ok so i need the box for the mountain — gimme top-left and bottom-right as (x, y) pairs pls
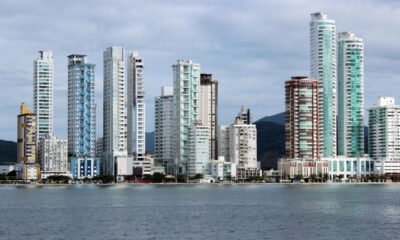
(146, 132), (154, 154)
(0, 140), (17, 163)
(255, 120), (285, 169)
(256, 112), (285, 125)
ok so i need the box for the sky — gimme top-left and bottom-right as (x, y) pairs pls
(1, 0), (400, 141)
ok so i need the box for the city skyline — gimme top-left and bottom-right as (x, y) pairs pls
(1, 0), (400, 141)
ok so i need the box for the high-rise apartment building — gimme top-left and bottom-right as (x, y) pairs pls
(337, 32), (364, 157)
(38, 134), (69, 178)
(217, 125), (230, 163)
(127, 51), (145, 161)
(369, 97), (400, 173)
(172, 60), (200, 173)
(16, 103), (40, 180)
(229, 119), (258, 169)
(310, 12), (337, 157)
(236, 106), (252, 124)
(200, 73), (218, 160)
(154, 86), (175, 173)
(188, 121), (210, 177)
(33, 50), (54, 140)
(103, 47), (128, 176)
(67, 54), (98, 178)
(285, 77), (320, 160)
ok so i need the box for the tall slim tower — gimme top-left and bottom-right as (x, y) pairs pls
(172, 60), (201, 173)
(127, 51), (145, 161)
(310, 12), (337, 157)
(16, 103), (40, 180)
(200, 73), (218, 160)
(33, 50), (54, 140)
(338, 32), (364, 157)
(67, 54), (98, 178)
(285, 77), (320, 160)
(154, 86), (175, 173)
(103, 47), (128, 176)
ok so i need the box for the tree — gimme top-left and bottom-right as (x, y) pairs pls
(191, 173), (204, 180)
(153, 173), (166, 183)
(225, 175), (233, 182)
(177, 174), (186, 183)
(309, 174), (317, 182)
(92, 174), (115, 183)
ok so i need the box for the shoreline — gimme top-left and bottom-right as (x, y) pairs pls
(0, 182), (399, 186)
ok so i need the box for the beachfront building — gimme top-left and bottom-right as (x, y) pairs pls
(127, 51), (145, 162)
(103, 47), (128, 178)
(67, 54), (99, 179)
(310, 12), (337, 157)
(172, 59), (201, 174)
(154, 86), (175, 174)
(324, 156), (374, 180)
(38, 134), (69, 178)
(285, 77), (320, 161)
(16, 103), (40, 180)
(188, 121), (211, 177)
(200, 73), (218, 160)
(337, 32), (365, 157)
(33, 50), (54, 140)
(369, 97), (400, 174)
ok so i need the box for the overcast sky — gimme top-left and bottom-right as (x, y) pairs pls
(1, 0), (400, 141)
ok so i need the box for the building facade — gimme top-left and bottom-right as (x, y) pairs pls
(38, 134), (69, 178)
(338, 32), (364, 157)
(369, 97), (400, 174)
(16, 103), (40, 180)
(154, 86), (175, 174)
(67, 54), (99, 179)
(127, 51), (145, 161)
(200, 73), (218, 160)
(236, 106), (252, 124)
(103, 46), (128, 176)
(285, 77), (320, 160)
(188, 121), (210, 177)
(33, 50), (54, 140)
(229, 119), (258, 170)
(172, 60), (201, 173)
(310, 12), (337, 157)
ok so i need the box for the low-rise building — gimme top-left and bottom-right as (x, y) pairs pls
(324, 156), (375, 180)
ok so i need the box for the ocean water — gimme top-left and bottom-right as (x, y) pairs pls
(0, 184), (399, 240)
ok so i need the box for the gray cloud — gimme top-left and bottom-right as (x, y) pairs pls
(0, 0), (399, 141)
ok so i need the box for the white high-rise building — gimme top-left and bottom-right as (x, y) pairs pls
(229, 119), (258, 169)
(188, 121), (210, 177)
(337, 32), (364, 157)
(127, 51), (146, 161)
(200, 74), (218, 160)
(172, 60), (201, 173)
(39, 134), (69, 178)
(154, 86), (175, 174)
(310, 12), (337, 157)
(369, 97), (400, 174)
(103, 46), (128, 176)
(33, 50), (54, 140)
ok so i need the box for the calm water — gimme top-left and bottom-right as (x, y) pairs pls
(0, 184), (400, 240)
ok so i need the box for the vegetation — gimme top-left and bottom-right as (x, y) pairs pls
(45, 175), (71, 183)
(255, 121), (285, 170)
(248, 176), (265, 182)
(177, 174), (186, 183)
(190, 173), (204, 180)
(92, 174), (116, 183)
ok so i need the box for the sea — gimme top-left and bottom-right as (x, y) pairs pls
(0, 184), (399, 240)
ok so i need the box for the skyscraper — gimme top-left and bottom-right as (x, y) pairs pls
(154, 86), (175, 173)
(67, 54), (98, 179)
(236, 106), (252, 124)
(369, 97), (400, 174)
(103, 47), (128, 176)
(200, 73), (218, 160)
(188, 121), (210, 177)
(285, 77), (320, 160)
(127, 51), (145, 161)
(33, 50), (54, 140)
(172, 60), (200, 173)
(310, 12), (337, 157)
(337, 31), (364, 157)
(16, 103), (40, 180)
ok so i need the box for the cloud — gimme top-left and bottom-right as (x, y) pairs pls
(0, 0), (400, 141)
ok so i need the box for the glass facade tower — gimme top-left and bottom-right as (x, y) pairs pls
(337, 32), (364, 157)
(310, 12), (337, 157)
